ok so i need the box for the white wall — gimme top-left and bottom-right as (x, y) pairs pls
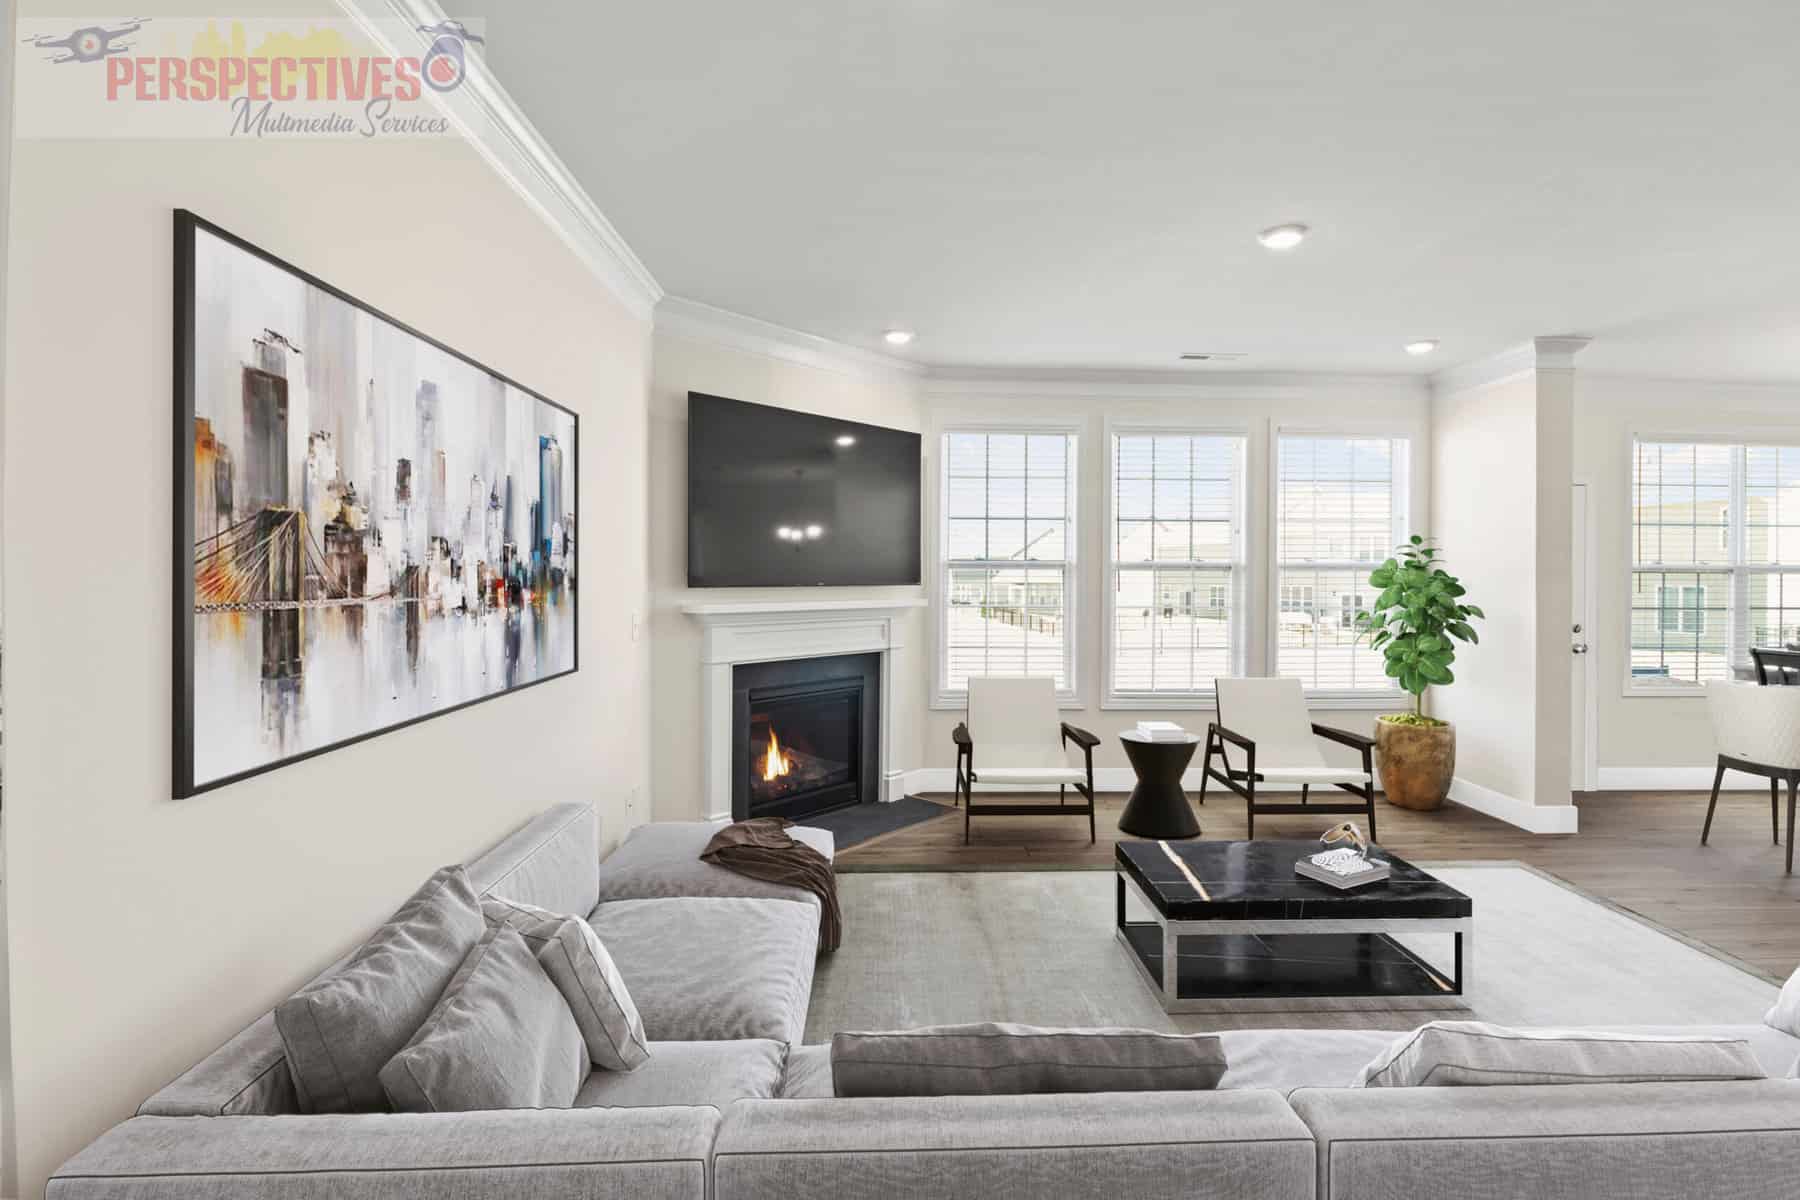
(1575, 374), (1800, 774)
(916, 376), (1431, 779)
(648, 326), (927, 820)
(2, 132), (652, 1199)
(1430, 372), (1542, 804)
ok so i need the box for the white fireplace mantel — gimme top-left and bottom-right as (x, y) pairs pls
(681, 598), (926, 819)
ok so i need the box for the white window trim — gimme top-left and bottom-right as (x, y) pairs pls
(1621, 431), (1800, 698)
(931, 423), (1082, 709)
(1101, 422), (1249, 708)
(1267, 427), (1413, 705)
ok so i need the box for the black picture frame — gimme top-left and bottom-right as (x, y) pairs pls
(173, 209), (579, 798)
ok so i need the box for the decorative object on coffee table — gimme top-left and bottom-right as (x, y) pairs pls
(1117, 730), (1203, 839)
(1115, 839), (1471, 1012)
(1296, 825), (1391, 889)
(1204, 677), (1379, 840)
(1355, 536), (1484, 812)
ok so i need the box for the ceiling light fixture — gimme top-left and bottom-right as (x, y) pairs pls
(834, 434), (857, 447)
(1256, 223), (1309, 251)
(883, 329), (915, 346)
(1404, 339), (1440, 356)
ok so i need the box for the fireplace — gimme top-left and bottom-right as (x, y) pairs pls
(732, 652), (880, 821)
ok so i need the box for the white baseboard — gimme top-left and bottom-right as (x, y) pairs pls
(1446, 776), (1579, 834)
(1596, 766), (1768, 791)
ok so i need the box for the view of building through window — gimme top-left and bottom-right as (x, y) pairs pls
(941, 431), (1075, 692)
(1631, 440), (1800, 685)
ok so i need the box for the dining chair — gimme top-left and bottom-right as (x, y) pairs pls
(1703, 679), (1800, 873)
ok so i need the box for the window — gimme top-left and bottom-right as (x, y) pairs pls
(1108, 433), (1245, 699)
(1275, 435), (1410, 693)
(1631, 440), (1800, 686)
(939, 431), (1076, 696)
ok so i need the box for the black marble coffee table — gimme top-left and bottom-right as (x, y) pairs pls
(1115, 839), (1473, 1011)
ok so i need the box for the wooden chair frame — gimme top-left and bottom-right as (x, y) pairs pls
(953, 721), (1099, 845)
(1199, 722), (1379, 842)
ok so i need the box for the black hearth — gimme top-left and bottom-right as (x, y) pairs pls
(732, 652), (880, 822)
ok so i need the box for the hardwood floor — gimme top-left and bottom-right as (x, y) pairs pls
(837, 789), (1800, 980)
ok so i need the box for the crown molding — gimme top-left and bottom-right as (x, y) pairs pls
(337, 0), (663, 320)
(655, 295), (926, 381)
(1431, 335), (1594, 395)
(924, 366), (1428, 400)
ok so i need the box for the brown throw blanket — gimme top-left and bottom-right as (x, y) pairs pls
(701, 817), (842, 952)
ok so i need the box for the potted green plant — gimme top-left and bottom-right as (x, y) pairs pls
(1356, 536), (1484, 811)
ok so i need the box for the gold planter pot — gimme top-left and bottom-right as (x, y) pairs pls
(1375, 718), (1455, 812)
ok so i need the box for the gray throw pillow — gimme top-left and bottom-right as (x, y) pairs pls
(275, 866), (485, 1113)
(380, 925), (588, 1112)
(1764, 963), (1800, 1039)
(831, 1023), (1227, 1097)
(482, 896), (650, 1072)
(1355, 1021), (1767, 1087)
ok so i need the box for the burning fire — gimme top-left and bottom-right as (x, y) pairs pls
(761, 728), (792, 782)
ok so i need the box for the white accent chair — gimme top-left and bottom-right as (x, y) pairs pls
(1704, 679), (1800, 873)
(1203, 677), (1379, 841)
(953, 676), (1098, 844)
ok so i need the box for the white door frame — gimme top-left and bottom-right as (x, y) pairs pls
(1572, 481), (1600, 791)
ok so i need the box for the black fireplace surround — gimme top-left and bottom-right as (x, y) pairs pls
(732, 652), (880, 822)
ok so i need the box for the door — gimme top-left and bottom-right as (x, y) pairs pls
(1570, 483), (1597, 790)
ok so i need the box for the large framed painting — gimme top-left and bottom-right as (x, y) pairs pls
(173, 210), (577, 798)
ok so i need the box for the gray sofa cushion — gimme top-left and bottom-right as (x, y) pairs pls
(593, 821), (834, 908)
(48, 1107), (717, 1200)
(576, 1039), (786, 1110)
(379, 926), (588, 1113)
(1356, 1021), (1766, 1088)
(831, 1023), (1227, 1096)
(466, 803), (601, 918)
(780, 1043), (833, 1098)
(137, 1012), (298, 1117)
(1291, 1080), (1800, 1200)
(590, 896), (818, 1042)
(274, 865), (486, 1113)
(1766, 961), (1800, 1038)
(713, 1091), (1315, 1200)
(483, 896), (650, 1072)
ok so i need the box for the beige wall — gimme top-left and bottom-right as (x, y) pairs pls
(2, 132), (652, 1196)
(1574, 374), (1800, 770)
(917, 379), (1431, 778)
(1430, 372), (1542, 803)
(648, 331), (927, 820)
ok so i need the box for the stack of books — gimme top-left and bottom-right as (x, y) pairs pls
(1135, 720), (1189, 742)
(1295, 848), (1391, 890)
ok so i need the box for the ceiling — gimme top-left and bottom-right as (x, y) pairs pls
(459, 1), (1800, 378)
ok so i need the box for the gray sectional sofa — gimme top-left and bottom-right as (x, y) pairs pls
(50, 802), (1800, 1199)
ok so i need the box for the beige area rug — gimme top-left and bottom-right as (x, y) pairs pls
(805, 864), (1781, 1038)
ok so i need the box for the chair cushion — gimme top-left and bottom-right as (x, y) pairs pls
(1252, 766), (1371, 785)
(965, 677), (1063, 754)
(1215, 676), (1329, 770)
(379, 926), (588, 1113)
(971, 765), (1086, 786)
(482, 896), (650, 1072)
(575, 1040), (786, 1110)
(594, 821), (833, 908)
(589, 896), (819, 1043)
(830, 1023), (1228, 1097)
(274, 866), (486, 1113)
(1354, 1021), (1766, 1088)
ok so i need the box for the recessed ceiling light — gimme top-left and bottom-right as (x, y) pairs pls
(883, 329), (915, 346)
(834, 434), (857, 447)
(1404, 339), (1440, 356)
(1256, 223), (1309, 251)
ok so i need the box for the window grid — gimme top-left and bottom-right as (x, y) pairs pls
(1109, 433), (1244, 698)
(1275, 435), (1407, 693)
(1631, 440), (1800, 686)
(940, 432), (1075, 695)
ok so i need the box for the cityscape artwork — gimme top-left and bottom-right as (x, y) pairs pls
(173, 211), (577, 797)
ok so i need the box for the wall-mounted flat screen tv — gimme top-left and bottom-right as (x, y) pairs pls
(688, 392), (921, 587)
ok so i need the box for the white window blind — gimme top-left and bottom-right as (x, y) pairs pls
(1630, 440), (1800, 686)
(1275, 435), (1409, 693)
(940, 431), (1076, 694)
(1109, 433), (1244, 698)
